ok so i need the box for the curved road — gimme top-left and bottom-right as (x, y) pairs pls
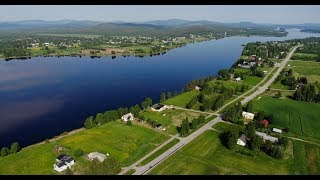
(119, 45), (301, 175)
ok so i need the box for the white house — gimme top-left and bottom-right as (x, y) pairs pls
(242, 111), (255, 120)
(195, 86), (201, 90)
(237, 134), (247, 146)
(54, 154), (75, 172)
(263, 71), (268, 74)
(121, 113), (134, 122)
(272, 128), (283, 134)
(235, 77), (241, 82)
(88, 152), (109, 162)
(44, 42), (50, 46)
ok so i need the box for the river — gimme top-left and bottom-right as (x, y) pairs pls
(1, 28), (320, 148)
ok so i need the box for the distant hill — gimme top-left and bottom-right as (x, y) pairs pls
(0, 19), (296, 37)
(0, 20), (102, 29)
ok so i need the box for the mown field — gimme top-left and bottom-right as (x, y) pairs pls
(149, 129), (320, 175)
(252, 95), (320, 139)
(139, 108), (202, 135)
(163, 90), (199, 107)
(285, 60), (320, 83)
(0, 121), (169, 174)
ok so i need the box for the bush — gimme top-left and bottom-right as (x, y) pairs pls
(10, 142), (20, 154)
(74, 148), (84, 157)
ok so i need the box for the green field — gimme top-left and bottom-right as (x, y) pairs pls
(252, 95), (320, 139)
(285, 60), (320, 83)
(270, 81), (291, 90)
(139, 108), (202, 135)
(164, 90), (200, 107)
(242, 76), (263, 86)
(149, 130), (320, 175)
(0, 121), (169, 174)
(270, 58), (283, 63)
(212, 122), (244, 132)
(138, 138), (180, 166)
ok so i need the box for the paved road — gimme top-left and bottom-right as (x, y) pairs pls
(119, 45), (301, 175)
(241, 45), (301, 105)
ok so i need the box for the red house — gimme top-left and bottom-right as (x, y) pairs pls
(259, 119), (269, 128)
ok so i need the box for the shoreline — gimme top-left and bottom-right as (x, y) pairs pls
(0, 37), (215, 61)
(0, 32), (288, 61)
(23, 127), (85, 150)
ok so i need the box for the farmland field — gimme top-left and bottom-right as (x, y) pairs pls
(0, 121), (169, 174)
(148, 130), (320, 175)
(163, 90), (199, 107)
(252, 95), (320, 139)
(285, 60), (320, 83)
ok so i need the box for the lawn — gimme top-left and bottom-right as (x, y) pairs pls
(212, 122), (244, 132)
(138, 138), (180, 166)
(242, 76), (263, 87)
(163, 90), (199, 108)
(252, 95), (320, 139)
(285, 60), (320, 83)
(270, 81), (291, 90)
(149, 130), (290, 175)
(270, 58), (283, 63)
(149, 130), (320, 175)
(139, 108), (202, 135)
(0, 121), (169, 174)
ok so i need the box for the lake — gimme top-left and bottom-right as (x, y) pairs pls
(1, 28), (320, 148)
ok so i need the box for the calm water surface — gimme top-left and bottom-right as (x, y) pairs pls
(1, 29), (320, 147)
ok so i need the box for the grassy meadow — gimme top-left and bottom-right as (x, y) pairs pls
(163, 90), (199, 108)
(149, 129), (320, 175)
(0, 121), (169, 174)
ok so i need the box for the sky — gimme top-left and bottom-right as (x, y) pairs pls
(0, 5), (319, 24)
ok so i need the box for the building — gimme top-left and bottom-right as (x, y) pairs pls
(155, 124), (162, 130)
(151, 104), (167, 112)
(88, 152), (109, 162)
(272, 128), (283, 134)
(195, 86), (201, 90)
(259, 119), (269, 128)
(121, 113), (134, 122)
(235, 77), (241, 82)
(263, 71), (268, 74)
(250, 55), (257, 61)
(242, 111), (255, 120)
(255, 132), (278, 143)
(54, 154), (75, 172)
(237, 134), (247, 146)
